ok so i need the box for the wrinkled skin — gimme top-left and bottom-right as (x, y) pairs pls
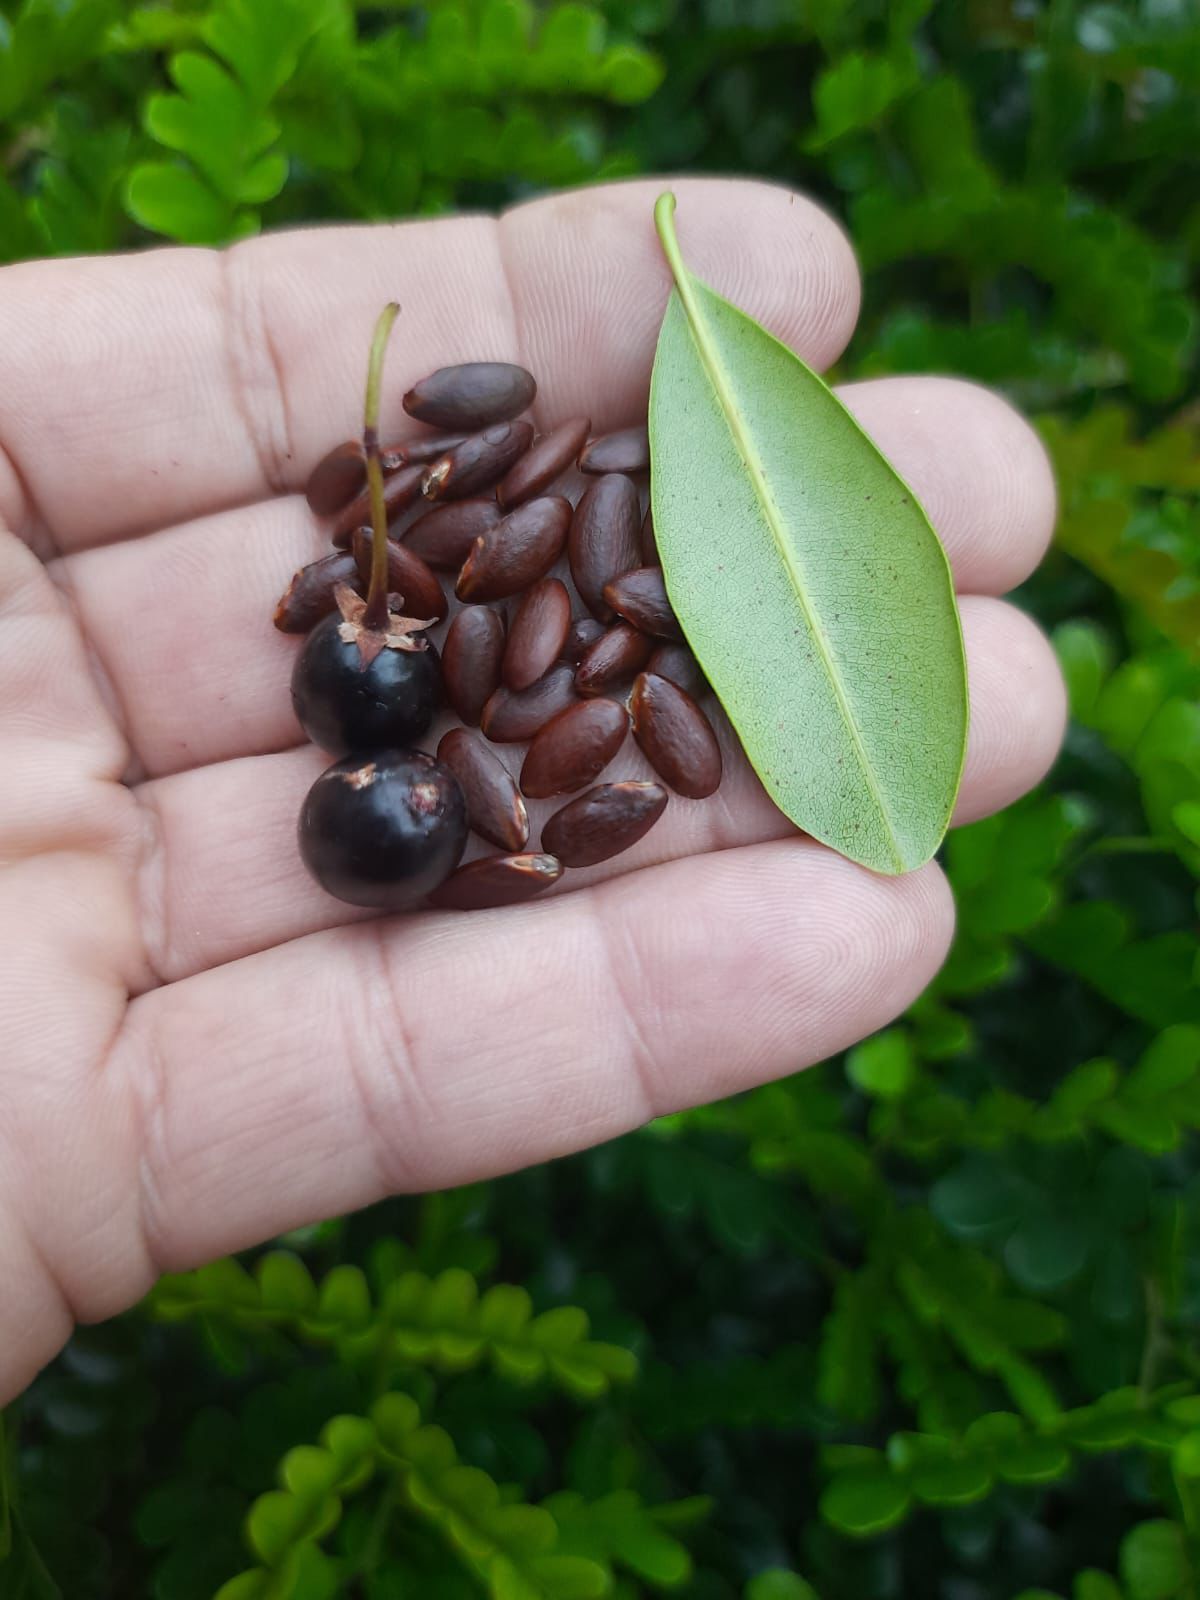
(0, 178), (1065, 1400)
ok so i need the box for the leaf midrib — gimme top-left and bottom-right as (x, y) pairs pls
(669, 277), (907, 872)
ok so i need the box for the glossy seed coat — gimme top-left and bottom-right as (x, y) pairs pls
(560, 616), (607, 664)
(630, 672), (722, 799)
(578, 425), (651, 475)
(568, 473), (641, 620)
(351, 529), (447, 624)
(603, 566), (683, 640)
(520, 697), (629, 798)
(442, 605), (506, 726)
(497, 416), (590, 509)
(574, 622), (653, 697)
(504, 577), (572, 691)
(332, 461), (425, 546)
(421, 420), (534, 502)
(647, 641), (706, 699)
(641, 503), (659, 565)
(404, 363), (536, 430)
(456, 495), (571, 603)
(274, 551), (360, 633)
(404, 498), (502, 571)
(480, 664), (578, 743)
(429, 852), (562, 911)
(437, 728), (529, 850)
(542, 781), (668, 867)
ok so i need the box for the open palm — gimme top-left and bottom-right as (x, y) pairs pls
(0, 178), (1065, 1401)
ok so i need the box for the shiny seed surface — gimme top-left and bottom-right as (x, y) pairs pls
(574, 622), (653, 697)
(437, 728), (529, 851)
(306, 440), (365, 516)
(630, 672), (722, 799)
(542, 781), (668, 867)
(421, 420), (534, 503)
(404, 362), (537, 431)
(274, 551), (360, 633)
(429, 851), (562, 911)
(578, 425), (651, 476)
(561, 616), (607, 664)
(404, 498), (502, 571)
(504, 577), (573, 691)
(520, 697), (629, 798)
(603, 566), (683, 640)
(647, 641), (706, 699)
(480, 663), (578, 743)
(497, 416), (590, 509)
(351, 529), (447, 623)
(456, 495), (571, 603)
(568, 473), (641, 620)
(332, 461), (424, 545)
(442, 605), (506, 726)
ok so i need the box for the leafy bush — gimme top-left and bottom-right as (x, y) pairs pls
(2, 1), (1199, 1597)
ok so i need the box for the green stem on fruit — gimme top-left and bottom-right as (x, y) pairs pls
(362, 301), (401, 632)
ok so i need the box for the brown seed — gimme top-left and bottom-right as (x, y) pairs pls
(429, 852), (562, 911)
(560, 616), (607, 664)
(351, 529), (447, 623)
(273, 551), (360, 632)
(568, 473), (641, 620)
(306, 440), (366, 516)
(480, 664), (578, 743)
(443, 606), (506, 726)
(399, 431), (467, 464)
(641, 503), (659, 565)
(404, 498), (502, 571)
(422, 420), (534, 503)
(497, 415), (590, 509)
(404, 363), (537, 431)
(542, 781), (668, 868)
(504, 577), (573, 691)
(603, 566), (684, 641)
(574, 623), (653, 697)
(332, 461), (425, 546)
(437, 728), (529, 851)
(456, 495), (571, 604)
(520, 698), (629, 799)
(630, 673), (722, 799)
(647, 642), (706, 699)
(578, 425), (650, 476)
(306, 438), (439, 516)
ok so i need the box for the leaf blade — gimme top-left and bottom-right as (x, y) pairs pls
(648, 193), (967, 873)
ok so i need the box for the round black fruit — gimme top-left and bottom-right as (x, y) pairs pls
(299, 749), (468, 909)
(291, 612), (442, 756)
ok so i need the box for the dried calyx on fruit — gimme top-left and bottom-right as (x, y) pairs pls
(279, 281), (726, 914)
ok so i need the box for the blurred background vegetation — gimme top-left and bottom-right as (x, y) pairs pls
(1, 0), (1199, 1596)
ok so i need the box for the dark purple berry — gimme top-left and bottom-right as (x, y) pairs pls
(291, 611), (441, 757)
(298, 749), (468, 909)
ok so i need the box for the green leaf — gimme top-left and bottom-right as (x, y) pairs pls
(1120, 1521), (1189, 1600)
(820, 1469), (912, 1536)
(846, 1028), (915, 1100)
(125, 162), (242, 245)
(649, 193), (966, 874)
(746, 1574), (819, 1600)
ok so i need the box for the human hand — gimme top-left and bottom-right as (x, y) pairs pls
(0, 178), (1064, 1401)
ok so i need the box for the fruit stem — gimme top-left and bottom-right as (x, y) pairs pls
(362, 301), (401, 630)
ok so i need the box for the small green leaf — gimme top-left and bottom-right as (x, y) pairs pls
(820, 1469), (912, 1536)
(746, 1574), (820, 1600)
(125, 162), (240, 245)
(1120, 1520), (1189, 1600)
(846, 1028), (915, 1099)
(649, 193), (966, 874)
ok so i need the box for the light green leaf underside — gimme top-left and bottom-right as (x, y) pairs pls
(649, 274), (967, 874)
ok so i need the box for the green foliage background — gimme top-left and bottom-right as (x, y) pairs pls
(2, 0), (1199, 1596)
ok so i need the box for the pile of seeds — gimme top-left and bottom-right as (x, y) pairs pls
(275, 319), (723, 913)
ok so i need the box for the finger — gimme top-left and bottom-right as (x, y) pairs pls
(113, 839), (953, 1270)
(0, 178), (858, 551)
(61, 376), (1053, 780)
(135, 596), (1061, 984)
